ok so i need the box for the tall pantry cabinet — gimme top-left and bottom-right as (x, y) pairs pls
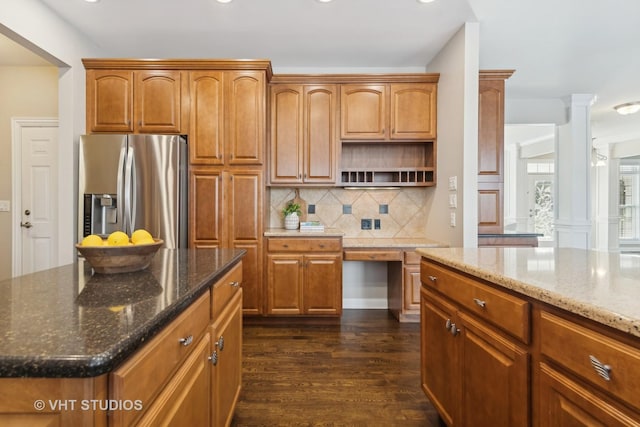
(83, 59), (273, 316)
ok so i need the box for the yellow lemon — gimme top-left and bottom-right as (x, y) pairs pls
(131, 229), (153, 244)
(108, 305), (126, 313)
(107, 231), (130, 246)
(134, 237), (156, 245)
(81, 234), (104, 246)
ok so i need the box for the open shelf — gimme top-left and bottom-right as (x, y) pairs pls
(340, 142), (435, 187)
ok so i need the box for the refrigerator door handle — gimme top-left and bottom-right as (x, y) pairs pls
(124, 146), (135, 234)
(116, 143), (127, 234)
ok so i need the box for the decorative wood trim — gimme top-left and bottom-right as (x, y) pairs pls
(270, 73), (440, 84)
(82, 58), (274, 80)
(479, 69), (515, 81)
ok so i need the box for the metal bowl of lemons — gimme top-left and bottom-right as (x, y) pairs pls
(76, 230), (163, 274)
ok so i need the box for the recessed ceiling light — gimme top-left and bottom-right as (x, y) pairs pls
(614, 102), (640, 115)
(84, 0), (100, 3)
(317, 0), (334, 2)
(216, 0), (233, 3)
(417, 0), (436, 3)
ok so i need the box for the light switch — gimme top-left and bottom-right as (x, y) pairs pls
(0, 200), (9, 212)
(448, 176), (457, 191)
(450, 212), (456, 227)
(449, 194), (457, 208)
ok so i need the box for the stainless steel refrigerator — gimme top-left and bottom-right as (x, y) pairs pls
(78, 134), (188, 249)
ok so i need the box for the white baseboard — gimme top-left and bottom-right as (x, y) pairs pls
(343, 298), (388, 309)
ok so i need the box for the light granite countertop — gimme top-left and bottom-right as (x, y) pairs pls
(416, 247), (640, 338)
(264, 228), (345, 237)
(343, 237), (446, 249)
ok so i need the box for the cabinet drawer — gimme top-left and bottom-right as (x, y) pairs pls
(110, 291), (210, 427)
(404, 250), (421, 265)
(212, 262), (242, 319)
(421, 260), (530, 343)
(343, 249), (402, 261)
(540, 310), (640, 411)
(267, 237), (341, 252)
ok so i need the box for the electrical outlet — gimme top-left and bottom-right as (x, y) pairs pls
(374, 219), (381, 230)
(361, 218), (372, 230)
(450, 212), (456, 227)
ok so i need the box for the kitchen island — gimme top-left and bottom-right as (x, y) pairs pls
(417, 247), (640, 426)
(0, 248), (245, 426)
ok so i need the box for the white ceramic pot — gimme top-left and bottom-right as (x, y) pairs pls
(284, 213), (300, 230)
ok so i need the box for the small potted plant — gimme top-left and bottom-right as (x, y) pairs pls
(282, 201), (301, 230)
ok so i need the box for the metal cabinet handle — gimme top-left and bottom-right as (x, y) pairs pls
(427, 275), (437, 282)
(589, 355), (612, 381)
(215, 336), (225, 351)
(209, 351), (218, 366)
(178, 335), (193, 347)
(445, 319), (452, 330)
(473, 298), (486, 308)
(230, 281), (240, 288)
(20, 222), (33, 229)
(449, 323), (460, 336)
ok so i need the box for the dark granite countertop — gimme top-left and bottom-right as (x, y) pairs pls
(0, 248), (245, 378)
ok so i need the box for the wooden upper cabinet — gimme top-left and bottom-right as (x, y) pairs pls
(304, 85), (337, 183)
(189, 71), (224, 165)
(478, 79), (506, 181)
(269, 84), (337, 185)
(135, 70), (182, 133)
(86, 69), (183, 134)
(390, 83), (437, 140)
(86, 69), (134, 133)
(341, 82), (437, 141)
(340, 84), (387, 140)
(226, 71), (265, 166)
(270, 85), (303, 183)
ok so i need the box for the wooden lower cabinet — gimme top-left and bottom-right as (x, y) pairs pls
(210, 290), (243, 427)
(420, 288), (529, 427)
(420, 257), (640, 426)
(266, 237), (342, 316)
(388, 250), (421, 322)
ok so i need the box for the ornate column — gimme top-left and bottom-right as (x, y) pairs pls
(554, 94), (595, 248)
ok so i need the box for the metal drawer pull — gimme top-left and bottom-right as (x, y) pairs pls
(215, 336), (225, 351)
(473, 298), (486, 308)
(445, 319), (452, 330)
(449, 323), (460, 336)
(427, 275), (437, 282)
(209, 351), (218, 366)
(589, 355), (612, 381)
(178, 335), (193, 347)
(230, 281), (240, 287)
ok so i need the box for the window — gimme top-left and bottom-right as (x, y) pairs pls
(619, 162), (640, 241)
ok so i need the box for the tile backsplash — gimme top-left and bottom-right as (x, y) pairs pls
(269, 188), (428, 238)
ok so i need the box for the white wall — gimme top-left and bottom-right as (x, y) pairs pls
(425, 22), (480, 248)
(1, 0), (106, 268)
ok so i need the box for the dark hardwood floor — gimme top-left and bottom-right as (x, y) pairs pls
(231, 310), (444, 426)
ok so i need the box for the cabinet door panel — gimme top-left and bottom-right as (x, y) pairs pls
(136, 334), (210, 427)
(189, 169), (223, 246)
(390, 83), (437, 140)
(460, 312), (529, 427)
(478, 80), (504, 180)
(190, 71), (224, 165)
(420, 288), (459, 426)
(233, 242), (262, 316)
(227, 71), (265, 165)
(87, 69), (134, 132)
(228, 171), (262, 242)
(304, 85), (337, 183)
(135, 70), (182, 133)
(340, 84), (387, 140)
(404, 265), (421, 311)
(539, 363), (640, 427)
(211, 290), (243, 427)
(270, 85), (303, 183)
(304, 254), (342, 315)
(267, 255), (303, 315)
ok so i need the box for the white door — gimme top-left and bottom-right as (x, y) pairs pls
(16, 123), (59, 275)
(527, 173), (554, 239)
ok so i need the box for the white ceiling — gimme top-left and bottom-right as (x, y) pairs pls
(4, 0), (640, 146)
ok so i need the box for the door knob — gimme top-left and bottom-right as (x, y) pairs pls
(20, 221), (33, 229)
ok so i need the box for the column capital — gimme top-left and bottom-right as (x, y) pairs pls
(562, 93), (596, 108)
